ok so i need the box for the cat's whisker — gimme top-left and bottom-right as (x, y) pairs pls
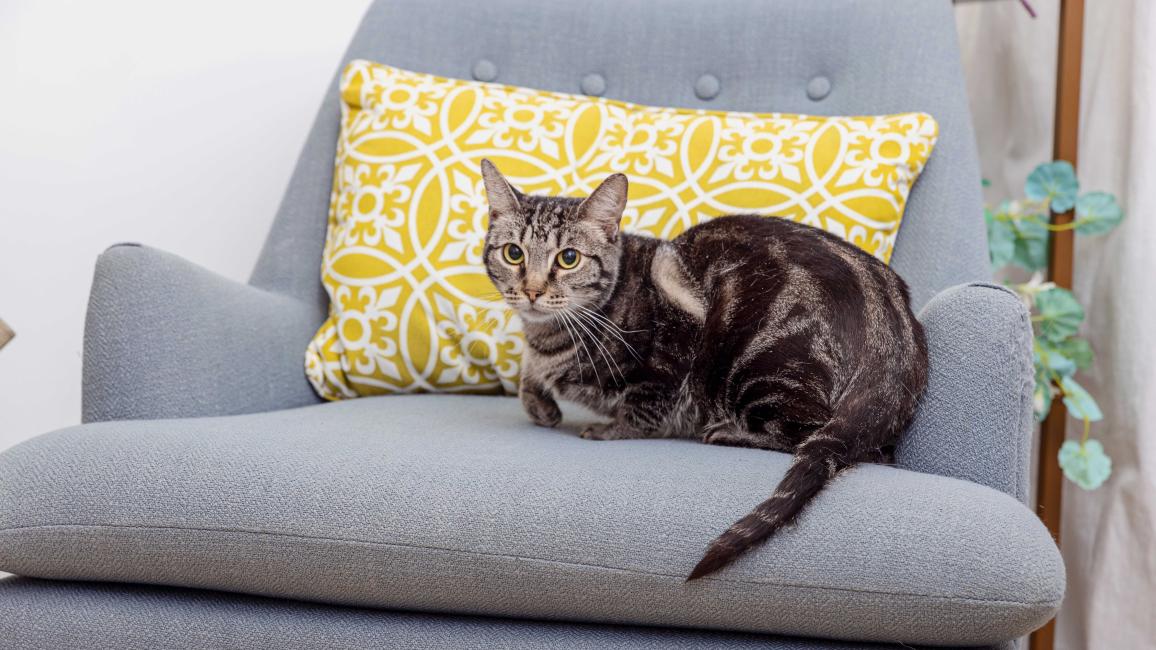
(578, 304), (648, 335)
(567, 309), (625, 386)
(552, 313), (586, 376)
(573, 305), (644, 362)
(573, 313), (623, 387)
(554, 313), (581, 374)
(574, 304), (649, 358)
(561, 311), (600, 384)
(573, 309), (628, 383)
(569, 312), (604, 385)
(582, 317), (642, 366)
(574, 304), (626, 330)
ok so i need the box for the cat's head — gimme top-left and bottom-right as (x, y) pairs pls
(480, 159), (627, 322)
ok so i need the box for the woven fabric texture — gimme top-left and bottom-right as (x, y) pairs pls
(0, 577), (1018, 650)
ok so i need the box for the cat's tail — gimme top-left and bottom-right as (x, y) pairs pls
(686, 421), (855, 581)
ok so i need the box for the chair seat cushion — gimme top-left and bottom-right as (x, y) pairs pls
(0, 396), (1063, 646)
(0, 576), (960, 650)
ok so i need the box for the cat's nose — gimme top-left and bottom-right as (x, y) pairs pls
(525, 289), (541, 303)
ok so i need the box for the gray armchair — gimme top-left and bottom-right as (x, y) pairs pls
(0, 1), (1063, 648)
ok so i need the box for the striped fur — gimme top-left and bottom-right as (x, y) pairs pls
(480, 161), (928, 580)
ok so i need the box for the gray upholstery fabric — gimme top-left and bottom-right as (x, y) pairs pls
(83, 244), (325, 423)
(899, 283), (1035, 503)
(0, 396), (1062, 646)
(250, 0), (986, 312)
(0, 577), (1011, 650)
(0, 580), (928, 650)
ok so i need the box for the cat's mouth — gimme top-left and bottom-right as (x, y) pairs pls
(511, 302), (569, 321)
(498, 291), (574, 319)
(521, 304), (562, 316)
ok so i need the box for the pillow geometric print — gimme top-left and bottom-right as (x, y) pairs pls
(305, 60), (938, 400)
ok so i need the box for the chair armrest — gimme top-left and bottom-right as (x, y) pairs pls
(897, 282), (1035, 503)
(82, 244), (325, 422)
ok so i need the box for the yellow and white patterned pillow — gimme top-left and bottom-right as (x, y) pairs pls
(305, 60), (938, 400)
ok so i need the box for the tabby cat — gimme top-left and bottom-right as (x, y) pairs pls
(479, 159), (928, 580)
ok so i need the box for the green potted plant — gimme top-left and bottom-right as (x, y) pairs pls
(984, 161), (1121, 490)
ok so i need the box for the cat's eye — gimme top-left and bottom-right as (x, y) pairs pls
(556, 248), (581, 269)
(502, 243), (525, 265)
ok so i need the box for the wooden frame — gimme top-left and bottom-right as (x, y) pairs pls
(1031, 0), (1084, 648)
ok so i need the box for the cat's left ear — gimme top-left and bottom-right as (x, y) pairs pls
(577, 173), (628, 241)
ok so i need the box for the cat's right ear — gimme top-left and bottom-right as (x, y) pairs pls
(480, 159), (522, 221)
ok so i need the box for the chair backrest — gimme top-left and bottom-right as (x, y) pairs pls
(250, 0), (987, 314)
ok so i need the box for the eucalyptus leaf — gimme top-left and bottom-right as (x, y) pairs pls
(1010, 216), (1050, 271)
(1060, 375), (1104, 422)
(1058, 439), (1112, 490)
(985, 208), (1016, 269)
(1056, 337), (1094, 369)
(1033, 364), (1053, 422)
(1036, 347), (1076, 378)
(1074, 191), (1124, 235)
(1035, 287), (1084, 342)
(1025, 161), (1079, 212)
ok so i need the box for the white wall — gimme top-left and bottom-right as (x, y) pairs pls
(0, 0), (373, 450)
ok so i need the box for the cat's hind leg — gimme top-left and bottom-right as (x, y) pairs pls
(701, 418), (794, 451)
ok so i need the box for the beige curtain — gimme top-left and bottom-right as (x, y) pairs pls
(955, 2), (1156, 648)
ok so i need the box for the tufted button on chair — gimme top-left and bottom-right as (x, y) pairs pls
(580, 72), (607, 96)
(0, 1), (1062, 648)
(471, 58), (499, 82)
(694, 73), (722, 100)
(807, 75), (833, 101)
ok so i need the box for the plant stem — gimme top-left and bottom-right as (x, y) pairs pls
(1040, 357), (1094, 449)
(1043, 220), (1083, 232)
(1022, 215), (1087, 232)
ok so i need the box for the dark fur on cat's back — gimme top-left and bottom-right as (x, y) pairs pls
(479, 159), (928, 580)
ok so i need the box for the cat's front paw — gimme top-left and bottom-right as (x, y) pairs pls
(522, 391), (562, 428)
(580, 422), (641, 441)
(580, 423), (614, 440)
